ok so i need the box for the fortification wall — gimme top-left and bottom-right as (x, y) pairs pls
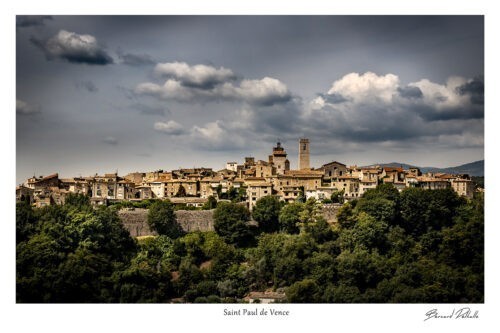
(117, 208), (214, 237)
(321, 203), (342, 224)
(118, 204), (341, 237)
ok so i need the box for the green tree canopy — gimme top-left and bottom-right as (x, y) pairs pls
(213, 202), (253, 247)
(278, 202), (303, 234)
(252, 195), (281, 233)
(147, 200), (184, 238)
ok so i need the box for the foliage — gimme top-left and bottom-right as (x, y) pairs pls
(278, 202), (303, 234)
(202, 196), (218, 210)
(286, 279), (321, 303)
(213, 202), (253, 247)
(16, 188), (483, 303)
(330, 189), (345, 203)
(252, 195), (281, 233)
(147, 200), (184, 238)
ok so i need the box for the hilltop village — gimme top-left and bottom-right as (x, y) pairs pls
(16, 138), (476, 209)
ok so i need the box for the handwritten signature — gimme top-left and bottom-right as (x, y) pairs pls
(424, 307), (479, 321)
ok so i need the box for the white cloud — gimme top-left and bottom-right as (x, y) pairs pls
(302, 72), (483, 147)
(328, 72), (399, 103)
(135, 63), (291, 106)
(16, 99), (40, 115)
(154, 62), (235, 87)
(154, 120), (186, 135)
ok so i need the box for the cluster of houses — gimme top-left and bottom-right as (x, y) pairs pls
(16, 139), (476, 209)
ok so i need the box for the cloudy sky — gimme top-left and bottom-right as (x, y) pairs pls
(16, 16), (484, 183)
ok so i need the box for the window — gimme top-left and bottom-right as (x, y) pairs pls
(303, 144), (306, 150)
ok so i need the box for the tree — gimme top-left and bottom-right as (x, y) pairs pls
(336, 202), (356, 229)
(286, 279), (321, 303)
(355, 197), (396, 224)
(213, 202), (253, 246)
(278, 202), (303, 234)
(147, 200), (184, 238)
(16, 201), (37, 243)
(202, 196), (217, 210)
(252, 195), (281, 233)
(331, 189), (345, 203)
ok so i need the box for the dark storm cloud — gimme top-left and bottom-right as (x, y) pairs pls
(457, 77), (484, 105)
(16, 15), (52, 28)
(317, 93), (348, 104)
(15, 16), (484, 183)
(411, 104), (484, 122)
(397, 86), (423, 99)
(117, 49), (155, 67)
(30, 30), (113, 65)
(75, 80), (98, 93)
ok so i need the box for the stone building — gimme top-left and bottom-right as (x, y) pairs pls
(451, 178), (474, 199)
(245, 177), (273, 210)
(269, 142), (290, 175)
(298, 138), (310, 170)
(332, 175), (361, 199)
(321, 161), (347, 180)
(149, 178), (169, 198)
(90, 173), (120, 199)
(166, 179), (198, 197)
(116, 180), (136, 200)
(24, 173), (60, 190)
(226, 162), (238, 172)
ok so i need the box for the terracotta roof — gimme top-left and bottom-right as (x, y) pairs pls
(245, 177), (266, 181)
(36, 173), (58, 181)
(322, 161), (346, 167)
(167, 179), (197, 183)
(417, 177), (449, 182)
(383, 167), (404, 173)
(336, 176), (360, 180)
(284, 170), (323, 176)
(247, 182), (272, 187)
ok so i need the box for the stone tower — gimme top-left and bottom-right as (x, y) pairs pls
(298, 138), (310, 170)
(271, 141), (289, 175)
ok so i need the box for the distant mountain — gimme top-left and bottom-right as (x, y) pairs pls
(363, 160), (484, 177)
(424, 160), (484, 177)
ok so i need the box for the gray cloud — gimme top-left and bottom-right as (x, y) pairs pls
(103, 136), (118, 145)
(31, 30), (113, 65)
(16, 15), (52, 28)
(457, 77), (484, 105)
(16, 99), (41, 115)
(154, 120), (186, 135)
(75, 80), (98, 93)
(397, 86), (423, 99)
(131, 103), (169, 116)
(317, 93), (349, 104)
(117, 49), (155, 66)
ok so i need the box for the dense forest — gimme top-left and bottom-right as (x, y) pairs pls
(16, 184), (483, 303)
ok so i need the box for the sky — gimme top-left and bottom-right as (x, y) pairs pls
(16, 15), (484, 184)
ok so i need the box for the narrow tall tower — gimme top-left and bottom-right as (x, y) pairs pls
(298, 138), (310, 170)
